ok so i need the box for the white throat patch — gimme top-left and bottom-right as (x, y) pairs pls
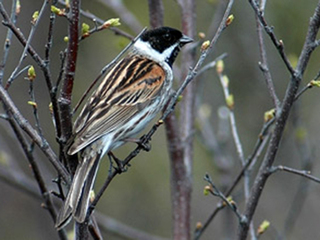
(133, 39), (178, 63)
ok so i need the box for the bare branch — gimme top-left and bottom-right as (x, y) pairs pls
(0, 85), (70, 182)
(270, 165), (320, 183)
(0, 2), (63, 141)
(238, 2), (320, 239)
(255, 0), (280, 109)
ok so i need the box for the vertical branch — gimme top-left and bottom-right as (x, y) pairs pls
(164, 1), (196, 239)
(58, 0), (81, 176)
(237, 2), (320, 239)
(59, 0), (81, 143)
(148, 0), (164, 28)
(256, 0), (280, 109)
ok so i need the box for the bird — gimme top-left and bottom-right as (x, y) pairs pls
(55, 26), (193, 229)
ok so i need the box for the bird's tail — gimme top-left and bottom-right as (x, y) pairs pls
(55, 152), (101, 229)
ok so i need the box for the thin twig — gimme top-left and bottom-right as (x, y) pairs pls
(270, 165), (320, 183)
(0, 0), (18, 85)
(4, 0), (48, 89)
(28, 79), (45, 144)
(248, 0), (295, 76)
(197, 52), (228, 76)
(204, 174), (243, 221)
(256, 0), (280, 109)
(0, 2), (62, 141)
(58, 0), (134, 40)
(0, 84), (70, 183)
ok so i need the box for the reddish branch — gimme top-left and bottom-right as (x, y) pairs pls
(59, 0), (81, 144)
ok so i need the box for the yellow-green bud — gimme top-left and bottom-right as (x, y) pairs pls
(216, 60), (224, 74)
(82, 23), (90, 36)
(64, 36), (69, 42)
(257, 220), (270, 236)
(203, 185), (212, 196)
(177, 95), (183, 102)
(226, 14), (234, 26)
(102, 18), (121, 29)
(226, 94), (234, 110)
(51, 6), (65, 16)
(309, 80), (320, 88)
(28, 66), (36, 81)
(16, 1), (21, 15)
(201, 40), (210, 51)
(32, 11), (39, 24)
(27, 101), (37, 108)
(264, 109), (275, 122)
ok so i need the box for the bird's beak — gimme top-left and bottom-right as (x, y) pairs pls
(180, 34), (194, 45)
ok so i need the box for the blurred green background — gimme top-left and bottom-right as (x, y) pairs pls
(1, 0), (320, 239)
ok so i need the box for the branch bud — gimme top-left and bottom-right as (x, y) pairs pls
(196, 222), (203, 230)
(31, 11), (39, 24)
(81, 23), (90, 37)
(201, 40), (210, 52)
(223, 196), (233, 206)
(198, 32), (206, 39)
(102, 18), (121, 29)
(203, 185), (213, 196)
(226, 94), (234, 110)
(216, 60), (224, 74)
(65, 0), (70, 8)
(48, 102), (53, 114)
(177, 95), (183, 102)
(264, 108), (275, 122)
(16, 1), (21, 15)
(51, 6), (65, 16)
(158, 119), (164, 125)
(27, 101), (38, 108)
(257, 220), (270, 236)
(309, 79), (320, 88)
(226, 14), (235, 26)
(28, 66), (36, 81)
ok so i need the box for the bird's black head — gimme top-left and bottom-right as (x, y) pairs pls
(139, 27), (193, 66)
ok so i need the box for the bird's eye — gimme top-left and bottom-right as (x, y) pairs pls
(163, 33), (172, 41)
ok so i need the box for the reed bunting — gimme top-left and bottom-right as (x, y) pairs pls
(55, 26), (193, 229)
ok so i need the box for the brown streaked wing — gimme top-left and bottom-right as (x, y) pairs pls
(69, 56), (166, 154)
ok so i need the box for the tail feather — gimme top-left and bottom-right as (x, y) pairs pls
(55, 153), (101, 229)
(74, 157), (101, 222)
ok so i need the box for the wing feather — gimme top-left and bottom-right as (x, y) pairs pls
(68, 56), (166, 155)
